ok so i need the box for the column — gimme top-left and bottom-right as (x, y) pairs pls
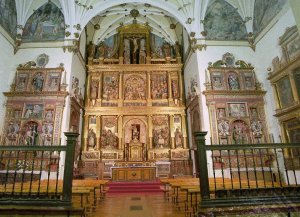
(148, 115), (153, 149)
(118, 115), (123, 149)
(146, 33), (151, 64)
(181, 114), (188, 149)
(118, 72), (123, 106)
(119, 33), (124, 64)
(86, 74), (91, 107)
(170, 115), (175, 149)
(96, 115), (101, 150)
(147, 71), (151, 106)
(168, 72), (172, 105)
(98, 72), (103, 105)
(178, 70), (184, 105)
(83, 115), (89, 151)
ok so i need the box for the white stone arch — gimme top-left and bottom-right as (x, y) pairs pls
(79, 0), (192, 36)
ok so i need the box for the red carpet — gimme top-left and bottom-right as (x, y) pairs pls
(106, 180), (163, 194)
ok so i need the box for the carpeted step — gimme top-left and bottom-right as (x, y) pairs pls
(106, 181), (164, 194)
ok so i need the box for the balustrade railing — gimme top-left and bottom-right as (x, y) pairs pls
(0, 132), (78, 206)
(195, 132), (300, 207)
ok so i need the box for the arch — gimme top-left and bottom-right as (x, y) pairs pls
(22, 2), (65, 42)
(80, 0), (191, 36)
(123, 118), (147, 144)
(203, 0), (247, 40)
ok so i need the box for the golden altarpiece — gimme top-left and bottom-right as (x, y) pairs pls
(80, 24), (191, 180)
(204, 53), (270, 173)
(268, 25), (300, 161)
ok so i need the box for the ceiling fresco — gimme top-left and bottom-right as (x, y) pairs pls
(22, 2), (65, 42)
(0, 0), (17, 37)
(0, 0), (289, 43)
(203, 0), (248, 40)
(253, 0), (287, 35)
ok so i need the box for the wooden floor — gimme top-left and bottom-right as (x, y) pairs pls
(92, 193), (184, 217)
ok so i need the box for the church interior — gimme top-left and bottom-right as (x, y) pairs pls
(0, 0), (300, 216)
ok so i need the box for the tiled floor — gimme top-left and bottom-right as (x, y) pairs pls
(92, 193), (185, 217)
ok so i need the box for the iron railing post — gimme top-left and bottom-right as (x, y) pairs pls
(62, 132), (79, 202)
(194, 132), (210, 200)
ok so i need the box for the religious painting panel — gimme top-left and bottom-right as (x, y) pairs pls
(69, 110), (80, 133)
(13, 109), (22, 119)
(15, 72), (29, 92)
(284, 118), (300, 157)
(22, 2), (65, 42)
(293, 69), (300, 99)
(217, 108), (226, 119)
(89, 115), (97, 126)
(151, 74), (168, 99)
(23, 104), (44, 119)
(228, 103), (247, 118)
(0, 0), (17, 37)
(276, 76), (294, 108)
(46, 71), (60, 91)
(211, 72), (225, 90)
(204, 0), (247, 40)
(102, 73), (119, 100)
(227, 72), (240, 90)
(231, 120), (250, 144)
(81, 151), (100, 160)
(40, 122), (53, 146)
(124, 74), (146, 100)
(148, 150), (170, 160)
(152, 115), (169, 148)
(150, 34), (165, 58)
(100, 116), (118, 149)
(102, 35), (119, 59)
(286, 35), (300, 62)
(249, 107), (259, 119)
(171, 149), (189, 160)
(21, 121), (41, 146)
(243, 72), (255, 90)
(31, 72), (45, 92)
(44, 109), (54, 122)
(6, 121), (20, 141)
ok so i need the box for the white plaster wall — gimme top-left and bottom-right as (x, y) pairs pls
(252, 8), (296, 142)
(0, 33), (15, 133)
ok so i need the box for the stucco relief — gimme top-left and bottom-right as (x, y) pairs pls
(124, 75), (146, 100)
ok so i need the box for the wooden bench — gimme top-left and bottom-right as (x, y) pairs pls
(0, 205), (84, 216)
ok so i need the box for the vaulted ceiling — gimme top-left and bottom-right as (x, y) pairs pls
(0, 0), (288, 46)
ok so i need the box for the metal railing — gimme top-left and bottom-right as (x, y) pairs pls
(0, 132), (78, 206)
(195, 132), (300, 208)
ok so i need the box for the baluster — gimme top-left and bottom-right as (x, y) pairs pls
(274, 148), (282, 187)
(4, 151), (13, 194)
(46, 151), (53, 197)
(220, 150), (225, 190)
(29, 149), (36, 196)
(243, 149), (250, 189)
(12, 150), (20, 196)
(266, 148), (274, 187)
(235, 149), (242, 189)
(227, 149), (233, 190)
(37, 150), (45, 197)
(55, 150), (61, 197)
(282, 148), (290, 186)
(289, 148), (298, 186)
(258, 148), (266, 188)
(212, 150), (217, 193)
(250, 148), (258, 189)
(20, 150), (28, 196)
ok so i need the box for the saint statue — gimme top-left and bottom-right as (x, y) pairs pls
(87, 41), (96, 58)
(32, 72), (44, 91)
(174, 128), (183, 148)
(87, 129), (96, 150)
